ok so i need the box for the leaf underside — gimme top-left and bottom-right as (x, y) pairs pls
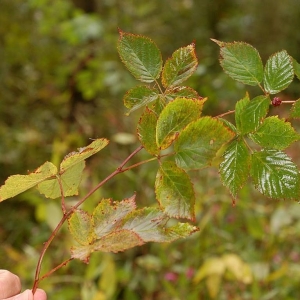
(69, 194), (198, 262)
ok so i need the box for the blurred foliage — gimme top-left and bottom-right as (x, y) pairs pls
(1, 0), (300, 299)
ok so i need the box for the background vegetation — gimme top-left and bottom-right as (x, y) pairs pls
(1, 0), (300, 299)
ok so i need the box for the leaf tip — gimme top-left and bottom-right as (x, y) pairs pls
(211, 38), (224, 47)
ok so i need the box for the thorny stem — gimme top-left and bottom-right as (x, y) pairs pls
(32, 145), (145, 293)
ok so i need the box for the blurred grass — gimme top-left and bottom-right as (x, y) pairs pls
(1, 0), (300, 299)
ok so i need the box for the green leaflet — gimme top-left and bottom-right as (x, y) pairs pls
(239, 95), (270, 134)
(174, 116), (235, 170)
(251, 150), (300, 200)
(137, 108), (159, 155)
(219, 139), (251, 197)
(162, 43), (198, 88)
(235, 93), (250, 133)
(117, 30), (162, 83)
(123, 85), (159, 115)
(289, 99), (300, 119)
(155, 161), (195, 220)
(250, 116), (300, 150)
(263, 50), (294, 94)
(156, 97), (204, 150)
(0, 161), (57, 201)
(293, 58), (300, 81)
(212, 40), (263, 86)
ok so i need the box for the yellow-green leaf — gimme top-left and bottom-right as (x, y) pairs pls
(162, 43), (198, 88)
(174, 116), (235, 170)
(137, 108), (159, 155)
(156, 97), (203, 150)
(37, 161), (85, 199)
(0, 161), (57, 201)
(68, 209), (95, 246)
(93, 229), (144, 253)
(60, 138), (109, 172)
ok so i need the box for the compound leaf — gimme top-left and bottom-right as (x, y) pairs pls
(264, 50), (294, 94)
(118, 30), (162, 83)
(212, 40), (263, 86)
(70, 194), (198, 262)
(137, 108), (159, 155)
(219, 139), (251, 197)
(123, 85), (159, 115)
(155, 161), (195, 220)
(60, 138), (109, 171)
(251, 150), (300, 200)
(250, 116), (300, 150)
(174, 116), (235, 170)
(162, 43), (198, 88)
(0, 161), (57, 201)
(239, 95), (270, 134)
(156, 97), (203, 150)
(37, 161), (85, 199)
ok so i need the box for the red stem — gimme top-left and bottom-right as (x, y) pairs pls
(32, 145), (144, 293)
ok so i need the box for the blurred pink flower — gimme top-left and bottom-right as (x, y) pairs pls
(164, 272), (178, 282)
(186, 267), (195, 279)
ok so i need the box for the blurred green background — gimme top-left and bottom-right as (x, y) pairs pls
(1, 0), (300, 299)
